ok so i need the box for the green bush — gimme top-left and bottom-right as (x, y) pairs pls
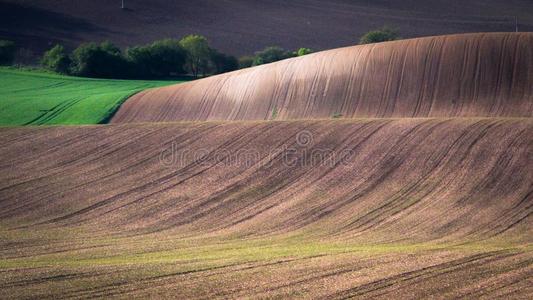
(359, 27), (400, 45)
(41, 45), (71, 74)
(252, 46), (292, 66)
(0, 40), (16, 65)
(296, 48), (313, 56)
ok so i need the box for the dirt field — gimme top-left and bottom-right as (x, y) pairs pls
(112, 33), (533, 123)
(0, 119), (531, 298)
(1, 13), (532, 295)
(1, 0), (533, 56)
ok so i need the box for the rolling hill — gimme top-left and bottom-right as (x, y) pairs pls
(1, 0), (533, 56)
(112, 33), (533, 123)
(1, 16), (532, 296)
(0, 118), (531, 298)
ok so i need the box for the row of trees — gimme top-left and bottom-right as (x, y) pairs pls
(40, 35), (235, 79)
(39, 36), (316, 79)
(38, 35), (314, 79)
(1, 28), (400, 79)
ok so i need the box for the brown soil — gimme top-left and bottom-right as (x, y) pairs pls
(1, 119), (531, 239)
(1, 25), (532, 297)
(112, 33), (533, 123)
(0, 119), (531, 298)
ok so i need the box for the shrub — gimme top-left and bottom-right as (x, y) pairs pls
(252, 46), (291, 66)
(41, 45), (71, 74)
(296, 48), (313, 56)
(179, 34), (211, 78)
(0, 40), (16, 65)
(359, 27), (400, 45)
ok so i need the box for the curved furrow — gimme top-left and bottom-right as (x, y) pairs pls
(0, 119), (530, 242)
(112, 33), (533, 123)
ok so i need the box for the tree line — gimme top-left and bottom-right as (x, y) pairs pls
(41, 35), (237, 79)
(0, 28), (399, 79)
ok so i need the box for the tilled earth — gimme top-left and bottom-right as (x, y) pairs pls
(0, 119), (531, 298)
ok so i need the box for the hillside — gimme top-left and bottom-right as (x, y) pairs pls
(1, 119), (530, 238)
(1, 0), (533, 56)
(0, 32), (532, 297)
(112, 33), (533, 123)
(0, 119), (531, 298)
(0, 68), (179, 125)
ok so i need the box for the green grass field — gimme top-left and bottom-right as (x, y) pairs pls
(0, 68), (182, 125)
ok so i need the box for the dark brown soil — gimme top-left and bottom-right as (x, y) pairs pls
(1, 0), (533, 56)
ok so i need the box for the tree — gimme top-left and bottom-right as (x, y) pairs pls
(127, 39), (186, 78)
(0, 40), (16, 65)
(71, 41), (130, 78)
(179, 34), (211, 78)
(41, 45), (71, 74)
(295, 48), (313, 56)
(238, 56), (254, 69)
(252, 46), (291, 66)
(100, 41), (121, 56)
(359, 27), (400, 45)
(210, 49), (238, 74)
(126, 45), (152, 76)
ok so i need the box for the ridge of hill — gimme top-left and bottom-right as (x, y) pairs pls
(112, 33), (533, 123)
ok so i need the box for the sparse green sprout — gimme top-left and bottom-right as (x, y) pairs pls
(271, 106), (278, 120)
(332, 112), (343, 119)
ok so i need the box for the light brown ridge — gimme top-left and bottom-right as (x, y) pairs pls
(112, 33), (533, 123)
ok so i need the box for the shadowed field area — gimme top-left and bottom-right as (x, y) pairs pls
(2, 0), (533, 56)
(0, 119), (531, 298)
(0, 68), (179, 125)
(112, 33), (533, 123)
